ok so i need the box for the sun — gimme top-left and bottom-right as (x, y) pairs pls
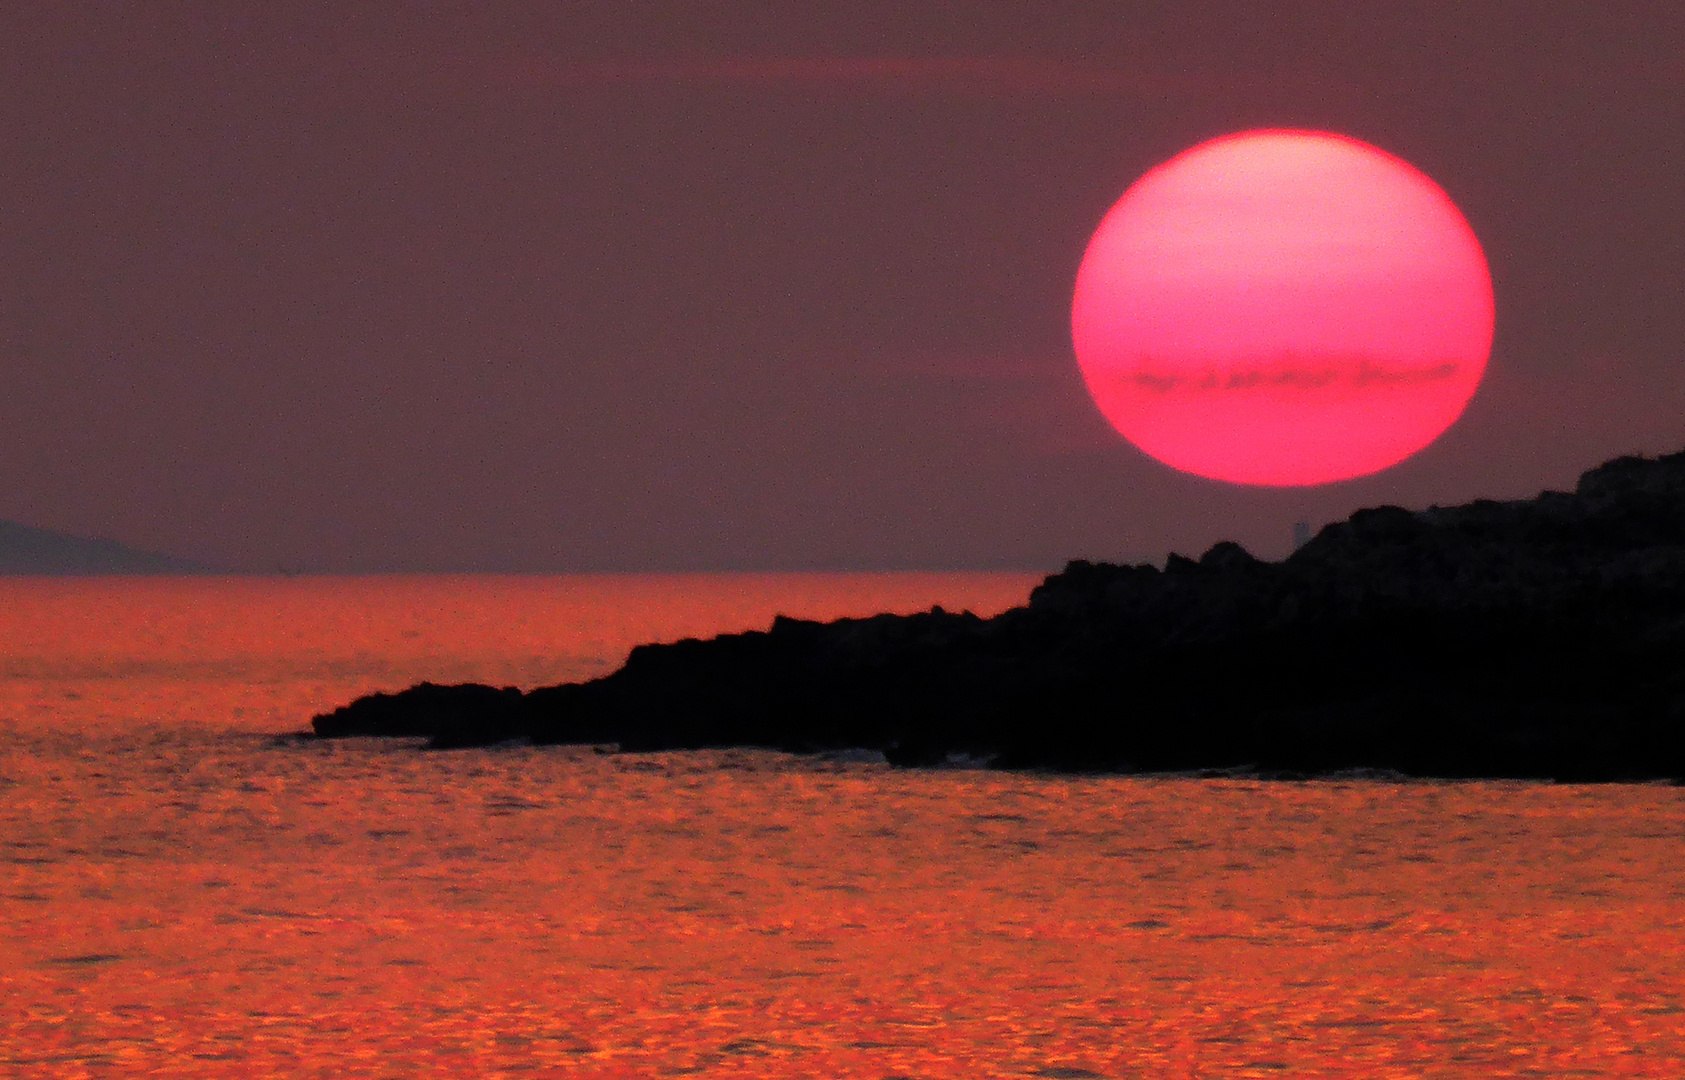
(1071, 129), (1494, 487)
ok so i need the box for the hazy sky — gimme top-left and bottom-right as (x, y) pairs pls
(2, 3), (1683, 571)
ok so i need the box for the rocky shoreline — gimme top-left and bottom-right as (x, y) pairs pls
(310, 450), (1685, 781)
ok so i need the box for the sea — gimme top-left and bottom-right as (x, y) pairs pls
(3, 573), (1685, 1078)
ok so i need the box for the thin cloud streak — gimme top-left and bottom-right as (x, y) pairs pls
(493, 55), (1338, 100)
(490, 52), (1685, 100)
(839, 350), (1118, 457)
(1123, 359), (1463, 395)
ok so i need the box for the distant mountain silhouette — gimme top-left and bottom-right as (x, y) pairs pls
(0, 520), (205, 575)
(312, 448), (1685, 781)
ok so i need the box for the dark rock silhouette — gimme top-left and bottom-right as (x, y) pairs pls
(311, 450), (1685, 780)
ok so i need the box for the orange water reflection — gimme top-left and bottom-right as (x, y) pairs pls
(3, 576), (1685, 1077)
(0, 573), (1038, 733)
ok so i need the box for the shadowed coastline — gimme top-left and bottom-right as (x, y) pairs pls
(310, 450), (1685, 780)
(0, 520), (206, 575)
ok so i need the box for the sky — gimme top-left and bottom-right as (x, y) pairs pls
(1, 2), (1683, 572)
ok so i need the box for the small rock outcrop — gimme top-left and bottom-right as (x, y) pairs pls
(309, 450), (1685, 780)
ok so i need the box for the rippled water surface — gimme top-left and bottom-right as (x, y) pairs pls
(4, 575), (1685, 1077)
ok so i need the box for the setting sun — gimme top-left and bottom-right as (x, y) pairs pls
(1072, 129), (1495, 486)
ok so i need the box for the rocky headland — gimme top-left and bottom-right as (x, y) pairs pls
(0, 519), (205, 575)
(310, 450), (1685, 780)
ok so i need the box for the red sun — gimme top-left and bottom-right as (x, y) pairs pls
(1072, 130), (1494, 486)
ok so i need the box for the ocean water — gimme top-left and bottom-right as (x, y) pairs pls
(4, 575), (1685, 1078)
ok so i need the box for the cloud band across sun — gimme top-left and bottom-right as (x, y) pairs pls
(1123, 359), (1462, 395)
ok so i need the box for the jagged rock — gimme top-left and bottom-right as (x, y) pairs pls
(311, 682), (525, 745)
(309, 449), (1685, 780)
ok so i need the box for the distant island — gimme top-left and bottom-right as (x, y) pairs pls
(311, 450), (1685, 781)
(0, 520), (205, 575)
